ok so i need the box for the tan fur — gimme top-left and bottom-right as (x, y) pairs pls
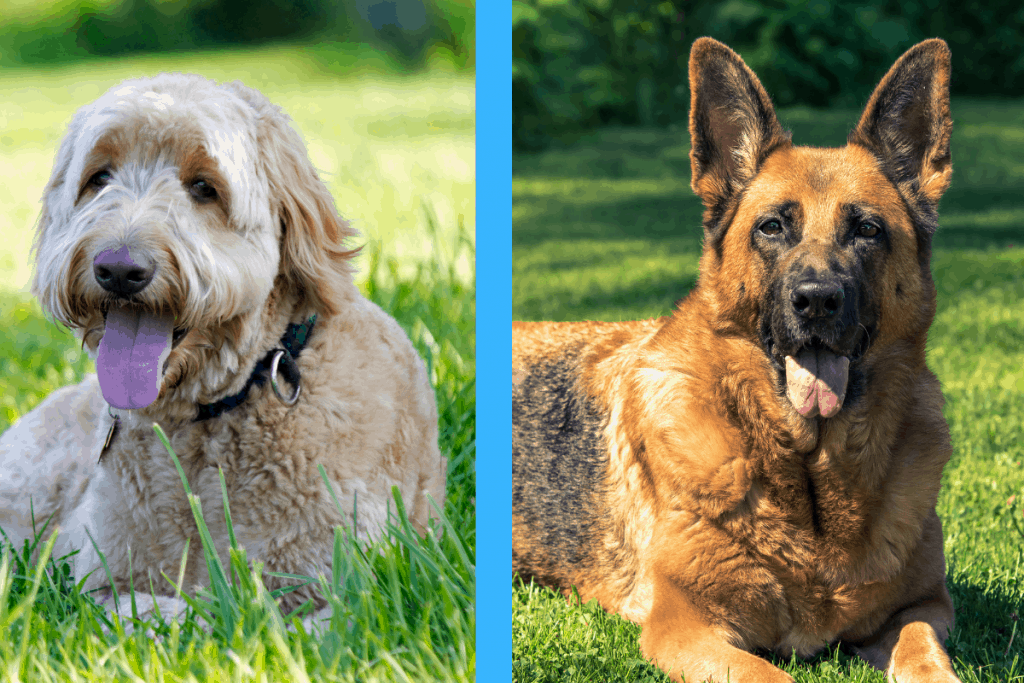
(0, 74), (445, 617)
(513, 39), (959, 682)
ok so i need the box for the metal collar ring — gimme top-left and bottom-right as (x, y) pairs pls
(269, 349), (301, 406)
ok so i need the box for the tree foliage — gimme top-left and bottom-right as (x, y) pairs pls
(0, 0), (475, 71)
(514, 0), (1024, 150)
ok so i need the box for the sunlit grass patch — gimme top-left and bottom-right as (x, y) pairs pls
(0, 424), (475, 682)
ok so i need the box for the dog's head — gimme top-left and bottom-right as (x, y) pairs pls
(32, 74), (357, 411)
(687, 38), (951, 419)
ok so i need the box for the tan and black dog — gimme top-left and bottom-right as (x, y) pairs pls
(513, 38), (960, 682)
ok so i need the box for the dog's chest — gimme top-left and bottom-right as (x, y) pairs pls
(696, 472), (899, 653)
(728, 510), (899, 656)
(90, 418), (295, 579)
(91, 425), (228, 568)
(103, 413), (339, 529)
(769, 572), (880, 656)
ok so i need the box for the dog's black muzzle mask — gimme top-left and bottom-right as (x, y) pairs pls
(761, 263), (875, 418)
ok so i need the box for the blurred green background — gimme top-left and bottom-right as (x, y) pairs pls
(2, 0), (474, 71)
(0, 0), (475, 295)
(513, 0), (1023, 149)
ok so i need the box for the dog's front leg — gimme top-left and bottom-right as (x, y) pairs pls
(639, 573), (794, 683)
(95, 590), (187, 623)
(854, 592), (960, 683)
(852, 512), (961, 682)
(887, 617), (961, 683)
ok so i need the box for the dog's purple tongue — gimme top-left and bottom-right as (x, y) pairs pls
(785, 349), (850, 419)
(97, 307), (174, 409)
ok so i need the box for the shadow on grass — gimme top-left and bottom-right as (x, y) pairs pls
(513, 192), (705, 250)
(937, 185), (1024, 251)
(514, 100), (1024, 323)
(946, 571), (1023, 676)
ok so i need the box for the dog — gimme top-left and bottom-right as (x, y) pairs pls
(0, 74), (446, 618)
(513, 38), (960, 682)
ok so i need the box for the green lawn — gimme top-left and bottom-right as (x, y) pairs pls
(0, 46), (475, 682)
(512, 99), (1024, 682)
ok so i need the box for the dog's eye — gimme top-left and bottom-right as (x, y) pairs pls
(189, 179), (218, 203)
(88, 170), (112, 187)
(759, 220), (783, 236)
(857, 221), (881, 238)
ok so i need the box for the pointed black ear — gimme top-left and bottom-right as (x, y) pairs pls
(688, 38), (790, 238)
(849, 39), (952, 205)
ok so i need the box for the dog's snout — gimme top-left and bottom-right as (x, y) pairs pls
(93, 247), (155, 297)
(790, 280), (844, 320)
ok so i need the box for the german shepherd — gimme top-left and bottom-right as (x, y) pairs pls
(513, 38), (960, 683)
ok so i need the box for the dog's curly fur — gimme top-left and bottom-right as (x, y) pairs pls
(0, 74), (446, 616)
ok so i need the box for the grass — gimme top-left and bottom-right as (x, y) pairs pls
(512, 98), (1024, 682)
(0, 45), (474, 681)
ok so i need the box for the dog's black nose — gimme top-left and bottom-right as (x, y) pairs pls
(790, 280), (844, 320)
(93, 247), (155, 297)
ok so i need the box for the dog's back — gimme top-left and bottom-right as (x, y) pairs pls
(513, 319), (662, 602)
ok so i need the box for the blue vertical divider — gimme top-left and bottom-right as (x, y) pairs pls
(475, 3), (511, 680)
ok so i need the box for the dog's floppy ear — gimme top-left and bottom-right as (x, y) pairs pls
(267, 122), (360, 316)
(31, 115), (86, 325)
(688, 38), (791, 241)
(231, 83), (360, 317)
(849, 39), (952, 205)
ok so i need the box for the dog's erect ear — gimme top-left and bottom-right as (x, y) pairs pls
(849, 39), (952, 205)
(688, 38), (791, 233)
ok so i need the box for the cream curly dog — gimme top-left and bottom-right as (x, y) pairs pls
(0, 74), (446, 618)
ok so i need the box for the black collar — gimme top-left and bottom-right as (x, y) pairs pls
(194, 315), (316, 422)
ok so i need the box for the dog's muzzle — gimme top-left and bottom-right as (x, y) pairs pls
(774, 272), (860, 419)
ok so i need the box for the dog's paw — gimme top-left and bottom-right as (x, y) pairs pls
(94, 590), (187, 636)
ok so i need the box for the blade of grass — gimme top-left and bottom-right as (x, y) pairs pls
(152, 421), (238, 636)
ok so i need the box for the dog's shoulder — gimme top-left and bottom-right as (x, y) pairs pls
(1, 374), (106, 456)
(295, 292), (439, 448)
(0, 374), (104, 547)
(310, 292), (427, 383)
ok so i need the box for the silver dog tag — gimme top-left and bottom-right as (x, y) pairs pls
(99, 415), (120, 464)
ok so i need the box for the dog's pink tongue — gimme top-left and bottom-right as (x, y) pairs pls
(785, 349), (850, 419)
(97, 307), (174, 410)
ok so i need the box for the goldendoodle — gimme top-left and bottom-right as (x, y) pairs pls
(0, 74), (446, 617)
